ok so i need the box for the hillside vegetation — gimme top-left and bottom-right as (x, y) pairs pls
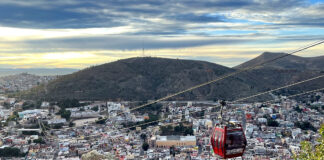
(15, 53), (324, 102)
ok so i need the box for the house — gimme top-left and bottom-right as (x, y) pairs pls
(18, 109), (41, 119)
(257, 118), (267, 124)
(48, 118), (67, 125)
(41, 101), (50, 108)
(155, 135), (196, 147)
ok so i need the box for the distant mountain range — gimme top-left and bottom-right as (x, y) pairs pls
(15, 53), (324, 102)
(0, 68), (78, 77)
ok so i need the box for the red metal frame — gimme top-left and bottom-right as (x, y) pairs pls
(210, 124), (247, 159)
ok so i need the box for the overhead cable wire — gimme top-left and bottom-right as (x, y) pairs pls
(116, 74), (324, 131)
(85, 82), (323, 139)
(125, 40), (324, 115)
(121, 86), (324, 132)
(160, 86), (324, 131)
(262, 87), (324, 104)
(194, 87), (324, 122)
(232, 74), (324, 103)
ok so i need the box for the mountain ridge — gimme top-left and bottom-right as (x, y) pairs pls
(15, 54), (324, 102)
(235, 52), (324, 70)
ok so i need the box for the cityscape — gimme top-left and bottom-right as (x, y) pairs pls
(0, 72), (323, 159)
(0, 0), (324, 159)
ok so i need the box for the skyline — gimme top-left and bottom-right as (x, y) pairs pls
(0, 0), (324, 69)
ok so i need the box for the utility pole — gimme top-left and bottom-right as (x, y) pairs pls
(106, 100), (109, 119)
(241, 107), (246, 132)
(186, 151), (191, 160)
(142, 39), (145, 57)
(170, 146), (175, 160)
(206, 145), (211, 160)
(219, 100), (226, 123)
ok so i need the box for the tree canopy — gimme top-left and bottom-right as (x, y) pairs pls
(58, 108), (71, 120)
(295, 121), (317, 132)
(57, 99), (81, 108)
(295, 124), (324, 159)
(0, 147), (26, 157)
(81, 150), (117, 160)
(142, 142), (149, 151)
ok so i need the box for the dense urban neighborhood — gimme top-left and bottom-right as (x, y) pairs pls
(0, 90), (323, 159)
(1, 0), (324, 159)
(0, 73), (57, 93)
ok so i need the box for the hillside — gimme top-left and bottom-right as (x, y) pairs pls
(18, 57), (273, 101)
(235, 52), (324, 70)
(16, 55), (324, 102)
(235, 52), (324, 98)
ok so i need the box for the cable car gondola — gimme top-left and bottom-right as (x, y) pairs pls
(210, 100), (247, 159)
(211, 123), (247, 159)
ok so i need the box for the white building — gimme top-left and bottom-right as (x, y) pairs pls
(70, 111), (99, 118)
(258, 118), (267, 124)
(41, 101), (50, 108)
(292, 128), (302, 139)
(48, 118), (67, 125)
(156, 135), (196, 147)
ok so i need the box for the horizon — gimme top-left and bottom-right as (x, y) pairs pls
(1, 51), (323, 71)
(0, 0), (323, 69)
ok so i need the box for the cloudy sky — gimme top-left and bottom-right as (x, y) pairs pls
(0, 0), (323, 69)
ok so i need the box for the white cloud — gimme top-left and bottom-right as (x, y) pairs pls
(0, 0), (323, 68)
(0, 26), (138, 41)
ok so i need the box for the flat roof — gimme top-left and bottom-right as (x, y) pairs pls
(156, 135), (196, 141)
(17, 128), (41, 131)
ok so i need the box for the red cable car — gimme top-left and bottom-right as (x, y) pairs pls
(211, 123), (247, 159)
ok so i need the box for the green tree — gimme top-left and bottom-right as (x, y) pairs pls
(0, 147), (26, 157)
(35, 100), (42, 109)
(3, 102), (11, 109)
(69, 122), (75, 127)
(315, 95), (321, 102)
(33, 138), (45, 144)
(7, 114), (18, 122)
(184, 127), (193, 135)
(58, 108), (71, 120)
(294, 106), (303, 113)
(96, 118), (107, 124)
(142, 142), (149, 151)
(295, 124), (324, 159)
(174, 125), (181, 133)
(57, 99), (81, 108)
(267, 119), (279, 127)
(140, 133), (147, 141)
(295, 121), (317, 132)
(91, 106), (99, 112)
(22, 101), (35, 110)
(53, 123), (64, 129)
(81, 150), (117, 160)
(22, 131), (40, 135)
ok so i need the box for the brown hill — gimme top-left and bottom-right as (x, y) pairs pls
(235, 52), (324, 70)
(17, 55), (324, 102)
(19, 57), (270, 101)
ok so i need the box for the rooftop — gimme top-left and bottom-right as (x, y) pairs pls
(156, 135), (196, 141)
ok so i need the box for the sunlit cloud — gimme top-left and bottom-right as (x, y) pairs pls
(0, 52), (114, 68)
(1, 39), (322, 68)
(0, 26), (138, 41)
(0, 0), (323, 69)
